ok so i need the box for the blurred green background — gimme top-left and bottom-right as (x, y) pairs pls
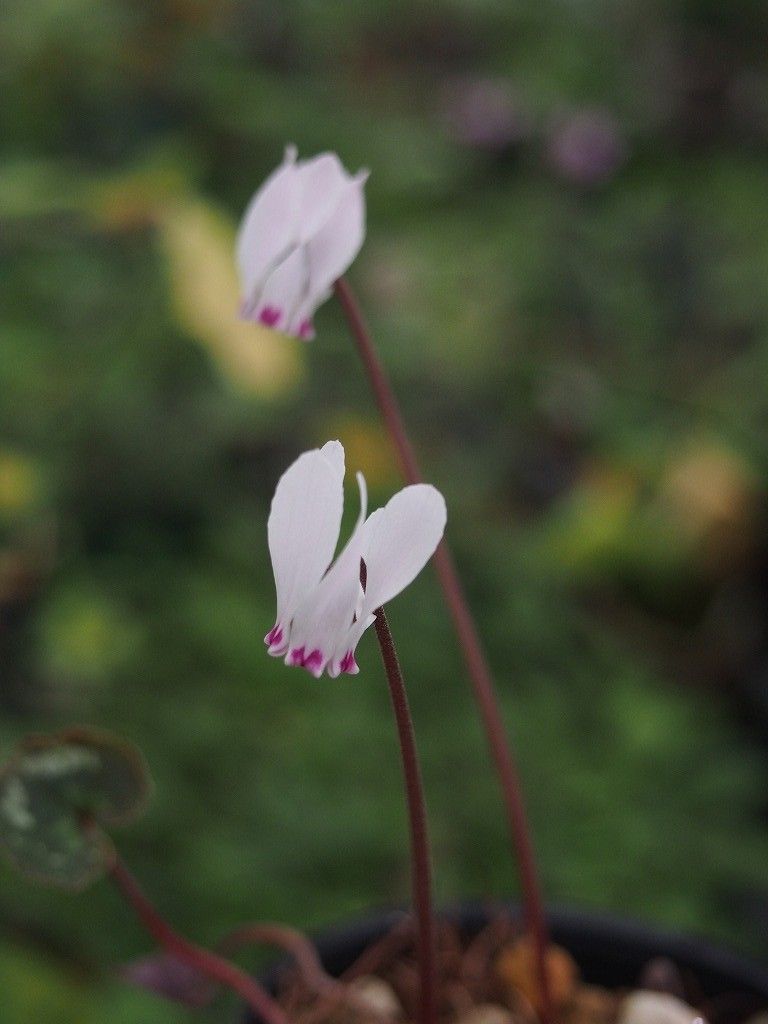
(2, 0), (768, 1020)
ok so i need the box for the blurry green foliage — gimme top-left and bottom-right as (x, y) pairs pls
(2, 0), (768, 1020)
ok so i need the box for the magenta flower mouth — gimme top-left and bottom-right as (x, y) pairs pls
(265, 624), (284, 650)
(258, 306), (282, 328)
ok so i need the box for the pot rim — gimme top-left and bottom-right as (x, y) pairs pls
(262, 901), (768, 1000)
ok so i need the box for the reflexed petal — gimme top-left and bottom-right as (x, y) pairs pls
(267, 445), (345, 631)
(251, 247), (309, 332)
(320, 439), (345, 480)
(287, 472), (369, 677)
(236, 146), (300, 299)
(329, 609), (374, 678)
(360, 484), (446, 616)
(328, 484), (446, 675)
(290, 176), (367, 335)
(295, 153), (356, 242)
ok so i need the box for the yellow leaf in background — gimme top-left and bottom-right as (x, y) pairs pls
(0, 452), (40, 515)
(319, 414), (398, 489)
(550, 463), (640, 568)
(661, 443), (755, 533)
(657, 441), (757, 572)
(89, 164), (189, 231)
(157, 198), (303, 398)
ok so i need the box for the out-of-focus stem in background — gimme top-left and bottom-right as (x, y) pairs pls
(334, 276), (552, 1024)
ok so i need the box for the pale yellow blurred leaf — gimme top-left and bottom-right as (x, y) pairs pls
(319, 413), (398, 489)
(550, 463), (640, 568)
(657, 440), (757, 572)
(157, 198), (303, 398)
(660, 442), (755, 534)
(0, 452), (41, 515)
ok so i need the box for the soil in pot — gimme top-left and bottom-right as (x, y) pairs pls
(253, 907), (768, 1024)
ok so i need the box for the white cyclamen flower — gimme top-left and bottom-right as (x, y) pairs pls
(237, 147), (368, 341)
(265, 441), (447, 678)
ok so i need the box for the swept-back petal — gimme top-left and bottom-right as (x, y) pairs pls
(236, 146), (300, 299)
(267, 445), (345, 630)
(306, 176), (367, 303)
(295, 153), (356, 242)
(319, 439), (345, 479)
(287, 176), (366, 338)
(286, 472), (369, 677)
(360, 484), (446, 616)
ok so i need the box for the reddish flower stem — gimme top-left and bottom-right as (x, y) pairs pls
(218, 923), (395, 1024)
(335, 276), (551, 1024)
(108, 851), (288, 1024)
(218, 922), (337, 995)
(373, 605), (437, 1024)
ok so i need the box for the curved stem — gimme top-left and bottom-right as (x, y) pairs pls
(335, 276), (551, 1023)
(373, 605), (437, 1024)
(218, 922), (336, 996)
(219, 923), (395, 1024)
(108, 852), (288, 1024)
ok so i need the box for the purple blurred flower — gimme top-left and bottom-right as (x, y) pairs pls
(548, 109), (627, 186)
(442, 77), (529, 151)
(119, 952), (215, 1008)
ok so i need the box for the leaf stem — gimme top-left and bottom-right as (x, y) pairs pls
(218, 922), (336, 995)
(373, 604), (437, 1024)
(108, 850), (289, 1024)
(335, 275), (551, 1023)
(219, 923), (395, 1024)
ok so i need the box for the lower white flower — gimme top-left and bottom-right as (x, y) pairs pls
(265, 441), (447, 677)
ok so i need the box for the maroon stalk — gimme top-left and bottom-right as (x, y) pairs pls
(218, 922), (338, 996)
(219, 923), (396, 1024)
(374, 604), (437, 1024)
(108, 851), (288, 1024)
(335, 276), (551, 1022)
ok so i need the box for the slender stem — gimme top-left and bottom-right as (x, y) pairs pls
(218, 922), (337, 996)
(108, 852), (288, 1024)
(334, 278), (422, 485)
(373, 606), (437, 1024)
(335, 276), (552, 1023)
(219, 923), (395, 1024)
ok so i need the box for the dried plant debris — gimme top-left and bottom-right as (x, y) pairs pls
(269, 918), (764, 1024)
(496, 937), (579, 1014)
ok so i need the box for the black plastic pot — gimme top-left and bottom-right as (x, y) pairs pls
(250, 904), (768, 1022)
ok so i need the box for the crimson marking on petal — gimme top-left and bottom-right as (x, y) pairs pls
(340, 651), (358, 674)
(265, 624), (283, 648)
(289, 646), (305, 666)
(298, 318), (314, 340)
(303, 649), (323, 671)
(259, 305), (282, 327)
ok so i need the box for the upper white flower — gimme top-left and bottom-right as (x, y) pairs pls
(237, 147), (368, 341)
(265, 441), (447, 678)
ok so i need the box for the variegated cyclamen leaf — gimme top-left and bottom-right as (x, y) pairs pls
(0, 728), (151, 889)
